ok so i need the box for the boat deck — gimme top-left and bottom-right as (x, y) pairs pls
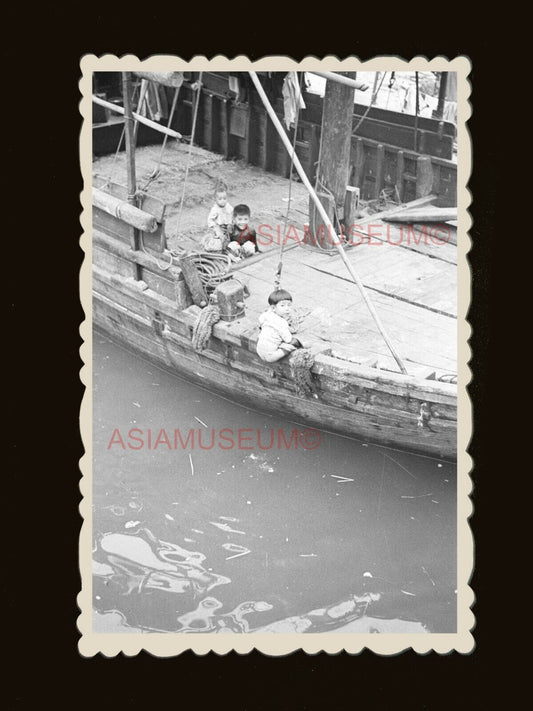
(233, 226), (457, 378)
(93, 142), (457, 379)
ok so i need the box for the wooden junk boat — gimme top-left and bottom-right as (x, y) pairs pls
(91, 71), (458, 460)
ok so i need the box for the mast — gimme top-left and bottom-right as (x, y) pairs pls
(121, 72), (137, 206)
(121, 72), (141, 274)
(314, 72), (356, 245)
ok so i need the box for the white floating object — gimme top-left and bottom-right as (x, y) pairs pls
(363, 572), (373, 578)
(124, 520), (140, 529)
(165, 514), (175, 521)
(132, 402), (141, 408)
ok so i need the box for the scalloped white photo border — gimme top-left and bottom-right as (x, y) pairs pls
(78, 54), (474, 657)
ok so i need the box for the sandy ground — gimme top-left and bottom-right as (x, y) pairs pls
(93, 141), (310, 253)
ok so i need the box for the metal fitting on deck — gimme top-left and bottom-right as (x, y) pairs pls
(214, 279), (245, 322)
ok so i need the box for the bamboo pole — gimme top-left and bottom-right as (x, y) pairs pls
(248, 71), (408, 375)
(92, 94), (182, 139)
(312, 71), (369, 91)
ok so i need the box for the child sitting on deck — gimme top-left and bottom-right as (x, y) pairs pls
(203, 183), (234, 253)
(226, 204), (259, 260)
(256, 289), (302, 363)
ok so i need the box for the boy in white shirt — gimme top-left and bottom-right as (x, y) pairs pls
(256, 289), (302, 363)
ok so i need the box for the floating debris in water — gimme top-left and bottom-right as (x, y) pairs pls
(437, 463), (443, 468)
(165, 514), (175, 521)
(219, 516), (239, 522)
(363, 572), (373, 578)
(132, 402), (141, 408)
(330, 474), (354, 483)
(246, 500), (252, 505)
(299, 553), (317, 558)
(223, 543), (250, 560)
(188, 453), (194, 477)
(125, 520), (141, 529)
(401, 590), (416, 596)
(210, 521), (245, 535)
(107, 505), (125, 517)
(191, 529), (204, 535)
(129, 501), (143, 511)
(194, 416), (208, 428)
(225, 550), (251, 561)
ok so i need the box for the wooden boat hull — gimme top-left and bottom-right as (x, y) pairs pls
(92, 257), (457, 460)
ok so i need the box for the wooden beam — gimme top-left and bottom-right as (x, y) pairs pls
(375, 143), (385, 198)
(92, 188), (159, 233)
(132, 71), (184, 88)
(92, 95), (182, 139)
(344, 186), (360, 230)
(416, 155), (434, 198)
(395, 150), (405, 201)
(312, 71), (369, 91)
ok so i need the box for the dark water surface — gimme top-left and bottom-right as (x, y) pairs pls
(92, 334), (457, 634)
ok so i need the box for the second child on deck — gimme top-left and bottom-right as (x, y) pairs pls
(226, 204), (260, 259)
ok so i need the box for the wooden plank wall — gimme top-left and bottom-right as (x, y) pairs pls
(168, 79), (457, 208)
(93, 74), (457, 207)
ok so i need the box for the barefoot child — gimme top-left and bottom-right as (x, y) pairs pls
(256, 289), (302, 363)
(203, 184), (233, 252)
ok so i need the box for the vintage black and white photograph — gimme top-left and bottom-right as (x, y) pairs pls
(79, 56), (473, 655)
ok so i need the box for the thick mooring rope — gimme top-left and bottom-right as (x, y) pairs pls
(289, 348), (317, 397)
(192, 303), (221, 352)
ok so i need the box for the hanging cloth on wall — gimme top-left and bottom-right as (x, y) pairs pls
(282, 72), (306, 129)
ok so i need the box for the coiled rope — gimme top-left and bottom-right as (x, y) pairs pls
(187, 252), (232, 293)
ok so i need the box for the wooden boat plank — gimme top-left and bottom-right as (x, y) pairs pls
(234, 248), (457, 373)
(94, 293), (455, 458)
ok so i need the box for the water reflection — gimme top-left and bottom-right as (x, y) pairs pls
(93, 527), (429, 634)
(92, 335), (456, 634)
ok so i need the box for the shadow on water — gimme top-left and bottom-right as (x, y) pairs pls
(92, 334), (457, 634)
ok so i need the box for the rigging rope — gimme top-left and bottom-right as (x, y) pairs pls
(275, 72), (305, 291)
(140, 84), (182, 192)
(102, 78), (141, 188)
(174, 73), (203, 238)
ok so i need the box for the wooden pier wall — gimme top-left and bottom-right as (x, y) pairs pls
(93, 72), (457, 208)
